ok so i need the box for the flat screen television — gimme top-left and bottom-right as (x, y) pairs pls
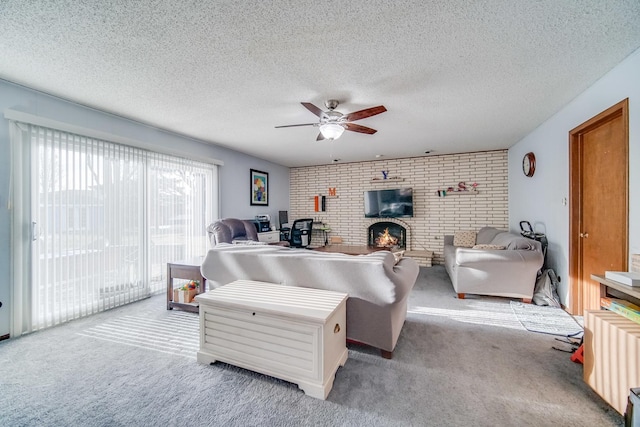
(364, 188), (413, 218)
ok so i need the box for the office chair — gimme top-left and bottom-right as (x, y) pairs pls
(278, 210), (289, 229)
(279, 210), (290, 241)
(289, 218), (313, 248)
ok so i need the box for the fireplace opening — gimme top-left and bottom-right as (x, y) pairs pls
(368, 222), (406, 249)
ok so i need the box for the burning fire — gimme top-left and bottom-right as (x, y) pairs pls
(375, 228), (399, 248)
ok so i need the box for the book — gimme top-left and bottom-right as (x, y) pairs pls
(601, 297), (640, 325)
(605, 271), (640, 286)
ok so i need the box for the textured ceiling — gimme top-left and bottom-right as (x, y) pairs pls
(1, 1), (640, 167)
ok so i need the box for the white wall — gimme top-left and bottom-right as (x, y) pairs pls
(0, 79), (290, 337)
(508, 47), (640, 306)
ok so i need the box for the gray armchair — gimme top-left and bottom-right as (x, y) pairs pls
(207, 218), (289, 247)
(207, 218), (258, 245)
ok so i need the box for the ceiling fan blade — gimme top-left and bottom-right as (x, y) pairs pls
(344, 123), (377, 135)
(344, 105), (387, 122)
(301, 102), (326, 118)
(316, 132), (326, 141)
(275, 123), (317, 128)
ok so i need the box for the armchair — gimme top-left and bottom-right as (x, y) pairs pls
(207, 218), (290, 247)
(207, 218), (258, 245)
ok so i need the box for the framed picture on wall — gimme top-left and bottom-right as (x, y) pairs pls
(250, 169), (269, 206)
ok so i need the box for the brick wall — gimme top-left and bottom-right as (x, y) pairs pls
(290, 150), (508, 264)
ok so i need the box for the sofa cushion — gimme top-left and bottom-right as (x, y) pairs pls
(472, 244), (506, 250)
(476, 227), (505, 244)
(453, 231), (476, 247)
(490, 232), (537, 250)
(505, 238), (537, 250)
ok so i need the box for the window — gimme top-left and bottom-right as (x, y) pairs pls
(10, 122), (218, 334)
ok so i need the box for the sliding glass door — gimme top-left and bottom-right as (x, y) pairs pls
(11, 122), (217, 334)
(31, 131), (147, 325)
(147, 153), (214, 292)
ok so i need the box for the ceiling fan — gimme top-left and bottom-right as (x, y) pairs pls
(275, 100), (387, 141)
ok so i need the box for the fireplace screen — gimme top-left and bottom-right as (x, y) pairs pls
(368, 222), (406, 249)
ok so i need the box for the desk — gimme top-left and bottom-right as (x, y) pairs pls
(257, 230), (280, 243)
(167, 257), (205, 312)
(404, 250), (434, 267)
(312, 222), (331, 246)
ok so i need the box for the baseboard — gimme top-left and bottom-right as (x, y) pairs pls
(0, 334), (9, 341)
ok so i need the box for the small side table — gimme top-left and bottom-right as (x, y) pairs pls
(167, 257), (205, 312)
(257, 230), (280, 243)
(312, 222), (331, 246)
(404, 250), (434, 267)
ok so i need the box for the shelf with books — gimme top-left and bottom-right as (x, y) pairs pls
(592, 274), (640, 303)
(601, 297), (640, 325)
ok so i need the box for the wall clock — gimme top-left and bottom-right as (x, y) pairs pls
(522, 152), (536, 177)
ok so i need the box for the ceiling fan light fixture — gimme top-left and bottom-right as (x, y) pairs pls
(319, 123), (345, 140)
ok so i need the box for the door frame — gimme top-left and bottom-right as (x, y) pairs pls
(568, 98), (629, 315)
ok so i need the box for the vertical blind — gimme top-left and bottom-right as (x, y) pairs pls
(11, 122), (217, 334)
(147, 152), (214, 292)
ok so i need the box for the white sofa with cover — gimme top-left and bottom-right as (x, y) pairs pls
(200, 243), (419, 358)
(444, 226), (544, 302)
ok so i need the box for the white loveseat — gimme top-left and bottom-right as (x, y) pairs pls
(200, 244), (419, 358)
(444, 227), (544, 302)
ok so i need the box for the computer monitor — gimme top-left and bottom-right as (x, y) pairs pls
(278, 211), (288, 228)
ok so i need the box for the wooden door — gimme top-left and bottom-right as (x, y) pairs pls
(569, 99), (628, 315)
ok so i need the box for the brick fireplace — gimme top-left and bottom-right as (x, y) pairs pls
(368, 221), (407, 249)
(290, 150), (509, 264)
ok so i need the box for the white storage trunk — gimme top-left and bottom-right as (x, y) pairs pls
(195, 279), (348, 400)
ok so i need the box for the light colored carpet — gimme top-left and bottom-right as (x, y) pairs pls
(510, 301), (584, 337)
(0, 266), (623, 426)
(78, 311), (200, 359)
